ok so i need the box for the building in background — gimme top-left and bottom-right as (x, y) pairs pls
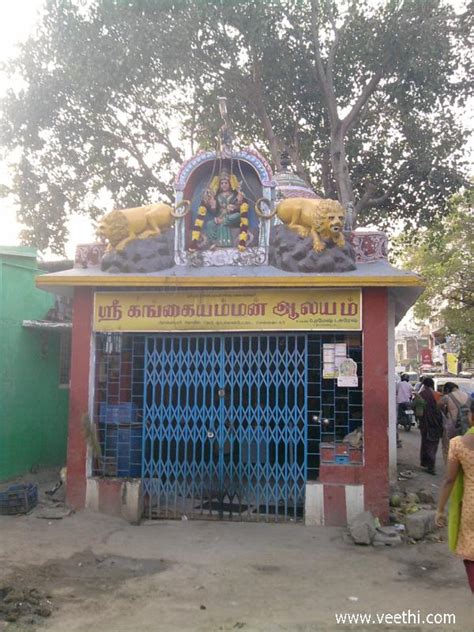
(395, 316), (473, 376)
(0, 246), (71, 481)
(395, 321), (438, 373)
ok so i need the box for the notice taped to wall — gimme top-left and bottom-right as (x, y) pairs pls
(323, 344), (336, 378)
(323, 343), (348, 379)
(337, 358), (359, 387)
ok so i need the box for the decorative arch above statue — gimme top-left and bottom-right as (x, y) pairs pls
(174, 148), (276, 267)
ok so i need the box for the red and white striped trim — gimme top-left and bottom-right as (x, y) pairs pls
(305, 482), (364, 526)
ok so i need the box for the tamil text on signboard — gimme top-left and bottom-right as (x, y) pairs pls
(93, 289), (362, 332)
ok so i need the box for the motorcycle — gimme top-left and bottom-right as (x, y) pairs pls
(398, 402), (416, 432)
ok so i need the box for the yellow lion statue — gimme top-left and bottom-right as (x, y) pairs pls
(97, 202), (188, 252)
(276, 197), (346, 252)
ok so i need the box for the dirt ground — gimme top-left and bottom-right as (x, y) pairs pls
(1, 430), (473, 632)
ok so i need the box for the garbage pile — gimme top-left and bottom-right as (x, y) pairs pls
(0, 585), (53, 624)
(348, 488), (441, 546)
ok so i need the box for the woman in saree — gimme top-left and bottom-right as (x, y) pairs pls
(436, 399), (474, 593)
(418, 377), (443, 475)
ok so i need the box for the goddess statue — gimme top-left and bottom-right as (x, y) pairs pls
(189, 169), (250, 251)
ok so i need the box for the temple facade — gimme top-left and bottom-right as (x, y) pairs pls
(37, 145), (422, 525)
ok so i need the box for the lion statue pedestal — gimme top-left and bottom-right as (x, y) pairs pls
(100, 229), (175, 273)
(96, 201), (189, 273)
(269, 224), (356, 272)
(269, 197), (356, 273)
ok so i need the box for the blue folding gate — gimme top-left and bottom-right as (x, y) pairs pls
(142, 334), (308, 521)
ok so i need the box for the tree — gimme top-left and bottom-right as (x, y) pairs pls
(396, 190), (474, 362)
(0, 0), (471, 253)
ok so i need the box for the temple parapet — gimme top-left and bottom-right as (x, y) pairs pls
(75, 243), (106, 269)
(349, 230), (388, 263)
(74, 230), (389, 269)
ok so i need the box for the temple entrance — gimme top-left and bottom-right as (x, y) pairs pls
(93, 330), (362, 522)
(142, 333), (308, 521)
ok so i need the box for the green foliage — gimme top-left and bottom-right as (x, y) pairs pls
(397, 190), (474, 361)
(0, 0), (471, 253)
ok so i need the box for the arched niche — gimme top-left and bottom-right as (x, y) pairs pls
(174, 149), (275, 267)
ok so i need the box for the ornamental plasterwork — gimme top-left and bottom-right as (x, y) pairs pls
(174, 148), (275, 192)
(176, 246), (267, 267)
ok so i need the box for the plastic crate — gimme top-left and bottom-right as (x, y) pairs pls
(0, 483), (38, 515)
(99, 422), (142, 477)
(99, 403), (137, 425)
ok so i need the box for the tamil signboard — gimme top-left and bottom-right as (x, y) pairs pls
(93, 289), (362, 332)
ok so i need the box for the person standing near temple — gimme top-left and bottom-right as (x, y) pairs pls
(436, 399), (474, 593)
(396, 373), (413, 446)
(396, 374), (414, 423)
(439, 382), (470, 463)
(418, 377), (443, 475)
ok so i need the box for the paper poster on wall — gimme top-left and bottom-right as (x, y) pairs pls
(323, 344), (335, 361)
(323, 343), (350, 378)
(337, 357), (359, 387)
(338, 375), (359, 387)
(334, 343), (347, 369)
(323, 344), (336, 378)
(323, 364), (336, 379)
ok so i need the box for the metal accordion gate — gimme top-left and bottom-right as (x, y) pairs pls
(142, 333), (307, 521)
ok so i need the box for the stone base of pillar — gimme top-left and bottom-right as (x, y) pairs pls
(305, 482), (365, 526)
(85, 478), (142, 524)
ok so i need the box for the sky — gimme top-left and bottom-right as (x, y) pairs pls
(0, 2), (41, 250)
(0, 0), (471, 260)
(0, 0), (96, 259)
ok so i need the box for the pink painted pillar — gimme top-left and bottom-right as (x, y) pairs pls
(362, 288), (389, 521)
(66, 288), (93, 509)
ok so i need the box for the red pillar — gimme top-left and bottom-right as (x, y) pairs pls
(362, 288), (389, 521)
(66, 288), (93, 509)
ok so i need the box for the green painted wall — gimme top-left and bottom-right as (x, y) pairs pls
(0, 247), (69, 481)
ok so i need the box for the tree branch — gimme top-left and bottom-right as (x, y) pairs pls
(103, 115), (173, 199)
(326, 4), (349, 87)
(309, 0), (339, 127)
(288, 123), (312, 183)
(321, 145), (336, 198)
(249, 50), (282, 169)
(355, 181), (390, 214)
(341, 70), (383, 135)
(129, 97), (184, 164)
(368, 191), (390, 206)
